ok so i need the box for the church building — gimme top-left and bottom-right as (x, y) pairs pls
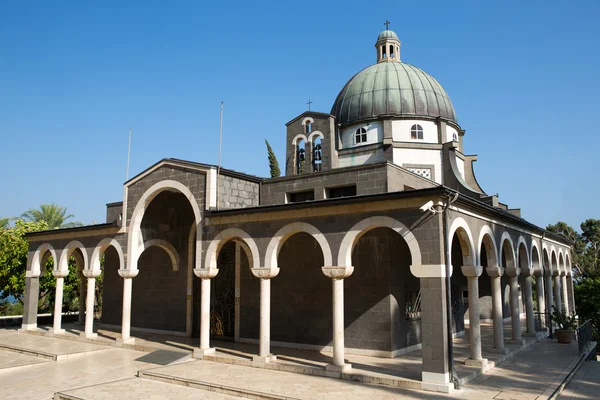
(21, 27), (574, 391)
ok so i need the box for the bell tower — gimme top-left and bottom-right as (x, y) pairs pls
(376, 20), (401, 63)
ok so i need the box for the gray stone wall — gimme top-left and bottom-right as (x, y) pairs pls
(106, 203), (123, 224)
(217, 175), (259, 210)
(386, 164), (437, 192)
(101, 247), (124, 326)
(130, 246), (187, 332)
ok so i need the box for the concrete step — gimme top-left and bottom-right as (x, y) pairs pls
(138, 370), (299, 400)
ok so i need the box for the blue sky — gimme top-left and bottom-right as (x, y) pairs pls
(1, 1), (598, 230)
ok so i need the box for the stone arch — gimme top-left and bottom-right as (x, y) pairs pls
(558, 249), (565, 273)
(90, 238), (125, 274)
(448, 217), (476, 266)
(30, 243), (58, 277)
(204, 228), (260, 270)
(127, 180), (202, 272)
(542, 245), (551, 273)
(301, 117), (314, 127)
(477, 225), (498, 267)
(531, 240), (541, 273)
(291, 133), (308, 145)
(565, 253), (572, 276)
(550, 247), (558, 272)
(517, 236), (530, 271)
(58, 240), (88, 275)
(142, 239), (180, 271)
(338, 216), (421, 267)
(265, 222), (332, 269)
(308, 131), (324, 143)
(500, 231), (516, 270)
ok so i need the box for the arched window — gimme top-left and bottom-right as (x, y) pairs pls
(296, 139), (306, 174)
(355, 127), (367, 144)
(452, 132), (458, 142)
(312, 137), (322, 172)
(410, 124), (423, 140)
(305, 122), (312, 134)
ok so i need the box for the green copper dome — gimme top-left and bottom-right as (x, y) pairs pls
(331, 62), (456, 126)
(377, 30), (399, 42)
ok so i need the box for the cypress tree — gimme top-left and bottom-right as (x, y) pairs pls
(265, 139), (281, 178)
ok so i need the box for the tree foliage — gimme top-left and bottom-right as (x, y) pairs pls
(574, 278), (600, 341)
(265, 139), (281, 178)
(21, 203), (82, 229)
(0, 217), (9, 229)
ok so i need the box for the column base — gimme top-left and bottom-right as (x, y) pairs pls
(47, 328), (65, 337)
(506, 339), (524, 345)
(80, 332), (97, 339)
(18, 323), (37, 332)
(523, 332), (537, 337)
(325, 363), (352, 374)
(252, 355), (277, 364)
(116, 337), (136, 346)
(488, 347), (507, 354)
(193, 348), (216, 359)
(465, 358), (488, 367)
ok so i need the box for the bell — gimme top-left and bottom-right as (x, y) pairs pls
(298, 148), (305, 161)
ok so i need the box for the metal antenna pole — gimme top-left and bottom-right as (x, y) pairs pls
(216, 102), (224, 209)
(126, 128), (132, 180)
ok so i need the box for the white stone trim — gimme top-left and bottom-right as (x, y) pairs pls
(410, 264), (448, 278)
(30, 243), (58, 277)
(337, 216), (422, 267)
(448, 205), (570, 247)
(291, 133), (308, 145)
(127, 179), (202, 272)
(90, 238), (124, 275)
(448, 217), (476, 266)
(422, 371), (449, 384)
(265, 222), (332, 269)
(142, 239), (180, 271)
(207, 167), (217, 209)
(301, 117), (314, 126)
(204, 228), (260, 269)
(476, 225), (498, 267)
(308, 131), (324, 143)
(58, 240), (88, 276)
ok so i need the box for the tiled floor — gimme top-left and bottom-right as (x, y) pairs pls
(560, 360), (600, 399)
(0, 349), (48, 370)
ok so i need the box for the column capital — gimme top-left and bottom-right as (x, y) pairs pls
(52, 269), (69, 278)
(552, 269), (560, 277)
(560, 270), (566, 277)
(194, 267), (219, 280)
(118, 268), (139, 279)
(82, 268), (101, 279)
(486, 266), (504, 277)
(322, 266), (354, 279)
(410, 264), (448, 278)
(505, 267), (521, 277)
(461, 265), (483, 278)
(251, 267), (280, 279)
(533, 268), (544, 277)
(25, 270), (40, 278)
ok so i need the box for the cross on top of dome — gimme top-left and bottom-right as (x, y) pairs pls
(376, 22), (401, 63)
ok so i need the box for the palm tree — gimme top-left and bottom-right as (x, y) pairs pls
(21, 204), (83, 229)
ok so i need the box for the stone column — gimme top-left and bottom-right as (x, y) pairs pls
(20, 273), (40, 331)
(567, 275), (576, 315)
(116, 269), (139, 346)
(534, 270), (545, 315)
(486, 266), (506, 353)
(78, 269), (86, 325)
(81, 269), (100, 339)
(561, 273), (569, 315)
(49, 269), (69, 336)
(553, 271), (563, 313)
(545, 270), (554, 314)
(521, 268), (535, 336)
(506, 267), (523, 344)
(251, 267), (280, 363)
(322, 266), (354, 374)
(461, 266), (487, 367)
(193, 268), (219, 358)
(410, 264), (451, 387)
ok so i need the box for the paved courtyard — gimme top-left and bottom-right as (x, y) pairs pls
(0, 327), (596, 400)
